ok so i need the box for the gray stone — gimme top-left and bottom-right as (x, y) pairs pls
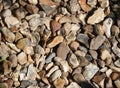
(77, 33), (89, 48)
(46, 52), (56, 63)
(83, 63), (99, 80)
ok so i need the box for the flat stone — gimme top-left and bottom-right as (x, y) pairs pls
(53, 78), (65, 88)
(83, 63), (99, 80)
(101, 49), (111, 60)
(59, 16), (72, 23)
(5, 16), (20, 28)
(66, 82), (81, 88)
(90, 35), (105, 50)
(89, 50), (98, 59)
(17, 38), (31, 50)
(27, 64), (38, 80)
(46, 52), (56, 63)
(50, 69), (62, 81)
(47, 36), (64, 48)
(73, 73), (85, 83)
(68, 53), (79, 68)
(87, 8), (105, 24)
(50, 20), (61, 35)
(66, 31), (76, 42)
(57, 42), (69, 59)
(17, 52), (27, 65)
(77, 33), (89, 48)
(103, 18), (113, 38)
(2, 27), (15, 43)
(2, 9), (11, 17)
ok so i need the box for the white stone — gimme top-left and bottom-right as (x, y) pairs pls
(5, 16), (20, 28)
(103, 18), (113, 38)
(2, 9), (11, 17)
(83, 63), (99, 80)
(28, 0), (38, 5)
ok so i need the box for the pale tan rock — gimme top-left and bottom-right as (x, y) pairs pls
(70, 41), (79, 51)
(106, 69), (112, 77)
(23, 46), (34, 55)
(53, 78), (65, 88)
(46, 66), (59, 77)
(101, 49), (111, 60)
(17, 52), (27, 65)
(50, 69), (62, 81)
(87, 8), (105, 24)
(47, 36), (64, 48)
(3, 60), (12, 75)
(5, 16), (20, 28)
(54, 57), (69, 72)
(114, 80), (120, 88)
(103, 18), (113, 38)
(28, 0), (38, 5)
(98, 0), (109, 8)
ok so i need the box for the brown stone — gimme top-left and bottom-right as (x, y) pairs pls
(50, 20), (61, 35)
(57, 42), (69, 59)
(26, 4), (39, 14)
(53, 78), (65, 88)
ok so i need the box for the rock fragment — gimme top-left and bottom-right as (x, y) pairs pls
(53, 78), (65, 88)
(47, 36), (64, 48)
(68, 53), (79, 68)
(50, 69), (62, 81)
(103, 18), (113, 38)
(77, 33), (89, 48)
(83, 63), (99, 80)
(78, 0), (91, 12)
(2, 27), (15, 43)
(5, 16), (20, 28)
(17, 52), (27, 65)
(27, 64), (38, 80)
(90, 35), (105, 50)
(87, 8), (105, 24)
(57, 42), (69, 59)
(101, 49), (111, 60)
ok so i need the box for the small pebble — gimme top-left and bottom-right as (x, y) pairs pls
(17, 52), (27, 65)
(66, 82), (81, 88)
(53, 78), (65, 88)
